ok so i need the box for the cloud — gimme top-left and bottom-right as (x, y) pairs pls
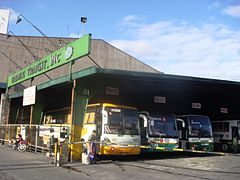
(110, 17), (240, 81)
(6, 8), (18, 23)
(207, 1), (222, 10)
(69, 33), (81, 38)
(223, 5), (240, 18)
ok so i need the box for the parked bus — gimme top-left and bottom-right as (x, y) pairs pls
(42, 108), (70, 146)
(81, 103), (141, 155)
(212, 120), (240, 152)
(139, 112), (179, 152)
(176, 115), (213, 151)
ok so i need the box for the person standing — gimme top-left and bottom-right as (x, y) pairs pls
(88, 130), (98, 164)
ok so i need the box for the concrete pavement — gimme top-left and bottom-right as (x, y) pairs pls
(1, 144), (240, 180)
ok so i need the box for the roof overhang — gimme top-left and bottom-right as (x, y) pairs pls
(8, 66), (240, 99)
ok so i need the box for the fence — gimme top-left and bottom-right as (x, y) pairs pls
(0, 124), (69, 154)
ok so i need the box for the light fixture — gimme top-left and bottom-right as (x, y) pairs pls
(24, 61), (31, 65)
(81, 17), (87, 36)
(59, 39), (66, 46)
(16, 15), (22, 24)
(81, 17), (87, 23)
(16, 14), (58, 49)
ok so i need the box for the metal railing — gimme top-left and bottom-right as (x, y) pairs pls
(0, 124), (69, 153)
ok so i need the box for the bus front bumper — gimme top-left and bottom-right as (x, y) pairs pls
(99, 145), (140, 155)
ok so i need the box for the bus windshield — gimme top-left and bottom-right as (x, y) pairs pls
(189, 116), (213, 138)
(104, 107), (139, 135)
(148, 116), (178, 138)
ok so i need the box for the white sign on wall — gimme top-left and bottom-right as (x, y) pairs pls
(192, 102), (201, 109)
(23, 86), (36, 106)
(106, 86), (119, 96)
(220, 107), (228, 114)
(0, 9), (10, 34)
(154, 96), (166, 103)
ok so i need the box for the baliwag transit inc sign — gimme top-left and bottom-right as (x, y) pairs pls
(7, 34), (91, 87)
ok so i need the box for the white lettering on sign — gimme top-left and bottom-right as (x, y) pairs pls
(23, 86), (36, 106)
(154, 96), (166, 103)
(220, 107), (228, 114)
(192, 102), (201, 109)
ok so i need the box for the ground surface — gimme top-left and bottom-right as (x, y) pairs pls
(0, 145), (240, 180)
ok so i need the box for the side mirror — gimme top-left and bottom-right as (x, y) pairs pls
(177, 118), (185, 128)
(102, 110), (108, 124)
(139, 114), (148, 128)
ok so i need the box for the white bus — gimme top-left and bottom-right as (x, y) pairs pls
(176, 115), (214, 151)
(139, 112), (179, 152)
(212, 120), (240, 152)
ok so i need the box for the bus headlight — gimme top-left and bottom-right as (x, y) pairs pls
(209, 138), (214, 143)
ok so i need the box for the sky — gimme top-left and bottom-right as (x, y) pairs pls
(0, 0), (240, 81)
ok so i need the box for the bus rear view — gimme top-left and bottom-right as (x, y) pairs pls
(176, 115), (213, 152)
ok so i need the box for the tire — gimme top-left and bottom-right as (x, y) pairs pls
(17, 144), (27, 152)
(221, 144), (228, 152)
(232, 145), (238, 153)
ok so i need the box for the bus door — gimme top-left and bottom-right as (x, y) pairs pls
(176, 118), (187, 149)
(139, 114), (148, 145)
(177, 118), (187, 140)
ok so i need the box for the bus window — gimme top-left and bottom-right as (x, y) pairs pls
(105, 107), (123, 134)
(189, 116), (213, 137)
(124, 109), (139, 135)
(84, 113), (95, 124)
(149, 118), (166, 136)
(84, 106), (99, 124)
(224, 122), (229, 132)
(104, 107), (139, 135)
(44, 108), (70, 124)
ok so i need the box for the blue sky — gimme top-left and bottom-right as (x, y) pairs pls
(1, 0), (240, 81)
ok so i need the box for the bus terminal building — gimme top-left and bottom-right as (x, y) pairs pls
(0, 32), (240, 159)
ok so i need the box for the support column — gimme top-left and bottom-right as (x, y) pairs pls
(1, 94), (10, 124)
(70, 79), (89, 161)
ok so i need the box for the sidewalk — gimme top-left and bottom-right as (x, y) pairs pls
(0, 145), (92, 180)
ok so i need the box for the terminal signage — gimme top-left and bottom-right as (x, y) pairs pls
(154, 96), (166, 103)
(7, 34), (91, 87)
(220, 107), (228, 114)
(105, 86), (119, 96)
(23, 86), (36, 106)
(192, 102), (201, 109)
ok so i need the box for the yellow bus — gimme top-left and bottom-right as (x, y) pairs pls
(81, 103), (141, 155)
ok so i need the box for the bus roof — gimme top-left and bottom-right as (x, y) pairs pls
(87, 103), (137, 110)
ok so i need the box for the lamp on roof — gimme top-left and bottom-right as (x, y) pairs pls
(81, 17), (87, 36)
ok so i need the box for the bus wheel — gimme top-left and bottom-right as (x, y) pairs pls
(221, 144), (228, 152)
